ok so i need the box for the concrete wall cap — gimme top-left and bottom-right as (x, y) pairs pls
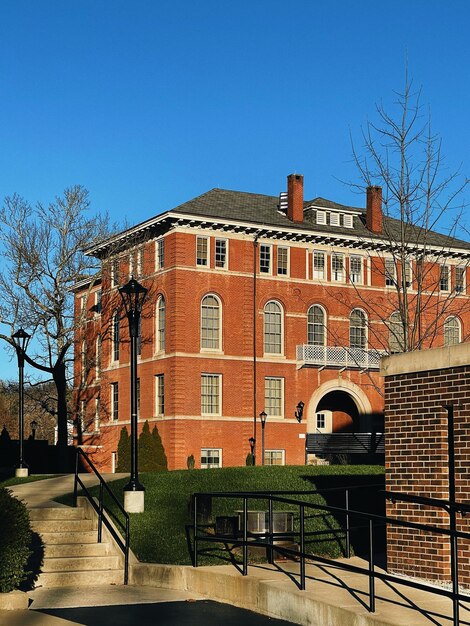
(380, 342), (470, 377)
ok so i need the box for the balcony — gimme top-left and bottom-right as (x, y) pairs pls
(296, 345), (386, 370)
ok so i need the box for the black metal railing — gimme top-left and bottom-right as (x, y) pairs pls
(192, 487), (470, 626)
(73, 447), (130, 584)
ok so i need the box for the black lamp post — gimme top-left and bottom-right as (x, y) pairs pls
(12, 328), (31, 477)
(248, 436), (256, 462)
(119, 276), (148, 513)
(31, 419), (38, 440)
(259, 411), (267, 465)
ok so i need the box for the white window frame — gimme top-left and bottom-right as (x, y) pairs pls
(196, 236), (209, 267)
(94, 398), (100, 432)
(155, 238), (165, 271)
(315, 410), (333, 433)
(111, 259), (119, 287)
(307, 305), (326, 346)
(277, 246), (289, 276)
(264, 449), (285, 466)
(385, 258), (396, 287)
(349, 308), (368, 349)
(156, 296), (166, 352)
(313, 251), (325, 280)
(200, 448), (222, 469)
(440, 265), (450, 292)
(263, 300), (284, 356)
(201, 374), (222, 416)
(215, 238), (228, 270)
(155, 374), (164, 416)
(455, 266), (466, 294)
(331, 253), (344, 282)
(111, 382), (119, 421)
(94, 290), (102, 315)
(112, 311), (120, 362)
(444, 316), (461, 346)
(316, 210), (326, 225)
(329, 212), (340, 226)
(95, 335), (101, 380)
(349, 255), (362, 285)
(201, 294), (222, 352)
(260, 244), (272, 274)
(389, 311), (405, 353)
(264, 377), (284, 417)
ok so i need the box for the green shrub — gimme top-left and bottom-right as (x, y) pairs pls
(245, 452), (254, 466)
(150, 424), (168, 471)
(0, 488), (32, 592)
(116, 427), (130, 472)
(187, 454), (195, 469)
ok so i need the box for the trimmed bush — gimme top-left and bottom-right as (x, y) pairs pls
(0, 488), (32, 592)
(116, 426), (130, 472)
(151, 424), (168, 471)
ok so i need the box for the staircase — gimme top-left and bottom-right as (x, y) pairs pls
(29, 501), (125, 587)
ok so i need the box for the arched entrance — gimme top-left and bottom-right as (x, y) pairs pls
(306, 379), (373, 434)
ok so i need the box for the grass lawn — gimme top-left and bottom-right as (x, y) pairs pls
(60, 464), (384, 566)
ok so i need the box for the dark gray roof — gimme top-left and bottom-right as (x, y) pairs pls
(169, 188), (470, 251)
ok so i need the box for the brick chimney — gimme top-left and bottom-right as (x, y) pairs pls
(366, 186), (383, 234)
(287, 174), (304, 223)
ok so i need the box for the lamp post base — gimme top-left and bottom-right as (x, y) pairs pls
(15, 467), (29, 478)
(124, 489), (145, 513)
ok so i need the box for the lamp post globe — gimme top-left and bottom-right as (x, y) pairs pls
(119, 276), (148, 513)
(12, 328), (31, 477)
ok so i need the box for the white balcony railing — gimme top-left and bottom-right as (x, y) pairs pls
(296, 345), (386, 370)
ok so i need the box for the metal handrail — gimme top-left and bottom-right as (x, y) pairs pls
(192, 488), (470, 626)
(73, 447), (130, 584)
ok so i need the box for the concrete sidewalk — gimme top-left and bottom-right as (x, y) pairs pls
(3, 474), (470, 625)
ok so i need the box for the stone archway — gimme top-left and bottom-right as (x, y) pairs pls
(306, 379), (373, 434)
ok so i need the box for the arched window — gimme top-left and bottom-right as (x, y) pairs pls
(307, 305), (326, 346)
(264, 301), (283, 355)
(112, 311), (120, 361)
(349, 309), (367, 349)
(389, 312), (405, 353)
(156, 296), (166, 352)
(201, 294), (221, 350)
(444, 316), (461, 346)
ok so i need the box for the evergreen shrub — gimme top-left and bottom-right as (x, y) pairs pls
(0, 488), (32, 592)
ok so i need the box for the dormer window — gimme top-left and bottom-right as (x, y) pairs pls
(314, 209), (354, 228)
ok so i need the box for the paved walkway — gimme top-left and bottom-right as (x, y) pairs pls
(3, 475), (470, 625)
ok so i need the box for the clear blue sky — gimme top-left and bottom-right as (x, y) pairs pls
(0, 0), (469, 379)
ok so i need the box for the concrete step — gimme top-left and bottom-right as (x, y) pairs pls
(29, 507), (85, 521)
(36, 569), (124, 588)
(44, 542), (111, 558)
(31, 519), (95, 534)
(41, 555), (121, 573)
(39, 531), (99, 545)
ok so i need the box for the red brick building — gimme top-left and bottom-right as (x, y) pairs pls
(73, 174), (470, 471)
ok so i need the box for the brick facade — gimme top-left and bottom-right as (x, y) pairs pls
(73, 174), (470, 472)
(382, 344), (470, 586)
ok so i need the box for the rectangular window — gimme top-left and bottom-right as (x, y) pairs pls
(316, 413), (326, 429)
(112, 314), (120, 362)
(313, 251), (325, 280)
(201, 374), (221, 415)
(215, 238), (228, 269)
(129, 251), (135, 277)
(316, 210), (326, 225)
(196, 236), (209, 266)
(456, 266), (466, 293)
(200, 448), (222, 469)
(440, 265), (449, 291)
(331, 253), (344, 281)
(111, 383), (119, 421)
(403, 261), (412, 288)
(95, 290), (102, 314)
(95, 335), (101, 380)
(264, 377), (283, 417)
(260, 244), (271, 274)
(94, 398), (100, 431)
(156, 374), (164, 416)
(80, 400), (86, 431)
(111, 260), (119, 287)
(329, 212), (340, 226)
(385, 258), (396, 286)
(277, 247), (289, 276)
(264, 450), (285, 466)
(156, 239), (165, 270)
(349, 256), (362, 284)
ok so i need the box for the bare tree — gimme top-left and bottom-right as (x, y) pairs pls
(0, 186), (109, 468)
(344, 77), (470, 355)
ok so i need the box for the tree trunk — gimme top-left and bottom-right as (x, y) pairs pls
(53, 362), (69, 472)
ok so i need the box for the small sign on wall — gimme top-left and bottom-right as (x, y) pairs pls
(298, 433), (305, 439)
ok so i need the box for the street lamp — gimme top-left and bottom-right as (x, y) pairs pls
(30, 420), (38, 440)
(12, 328), (31, 477)
(259, 411), (267, 465)
(295, 401), (305, 423)
(119, 276), (148, 513)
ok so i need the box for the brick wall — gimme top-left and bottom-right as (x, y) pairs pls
(382, 344), (470, 586)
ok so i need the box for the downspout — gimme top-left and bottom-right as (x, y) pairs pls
(253, 231), (260, 465)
